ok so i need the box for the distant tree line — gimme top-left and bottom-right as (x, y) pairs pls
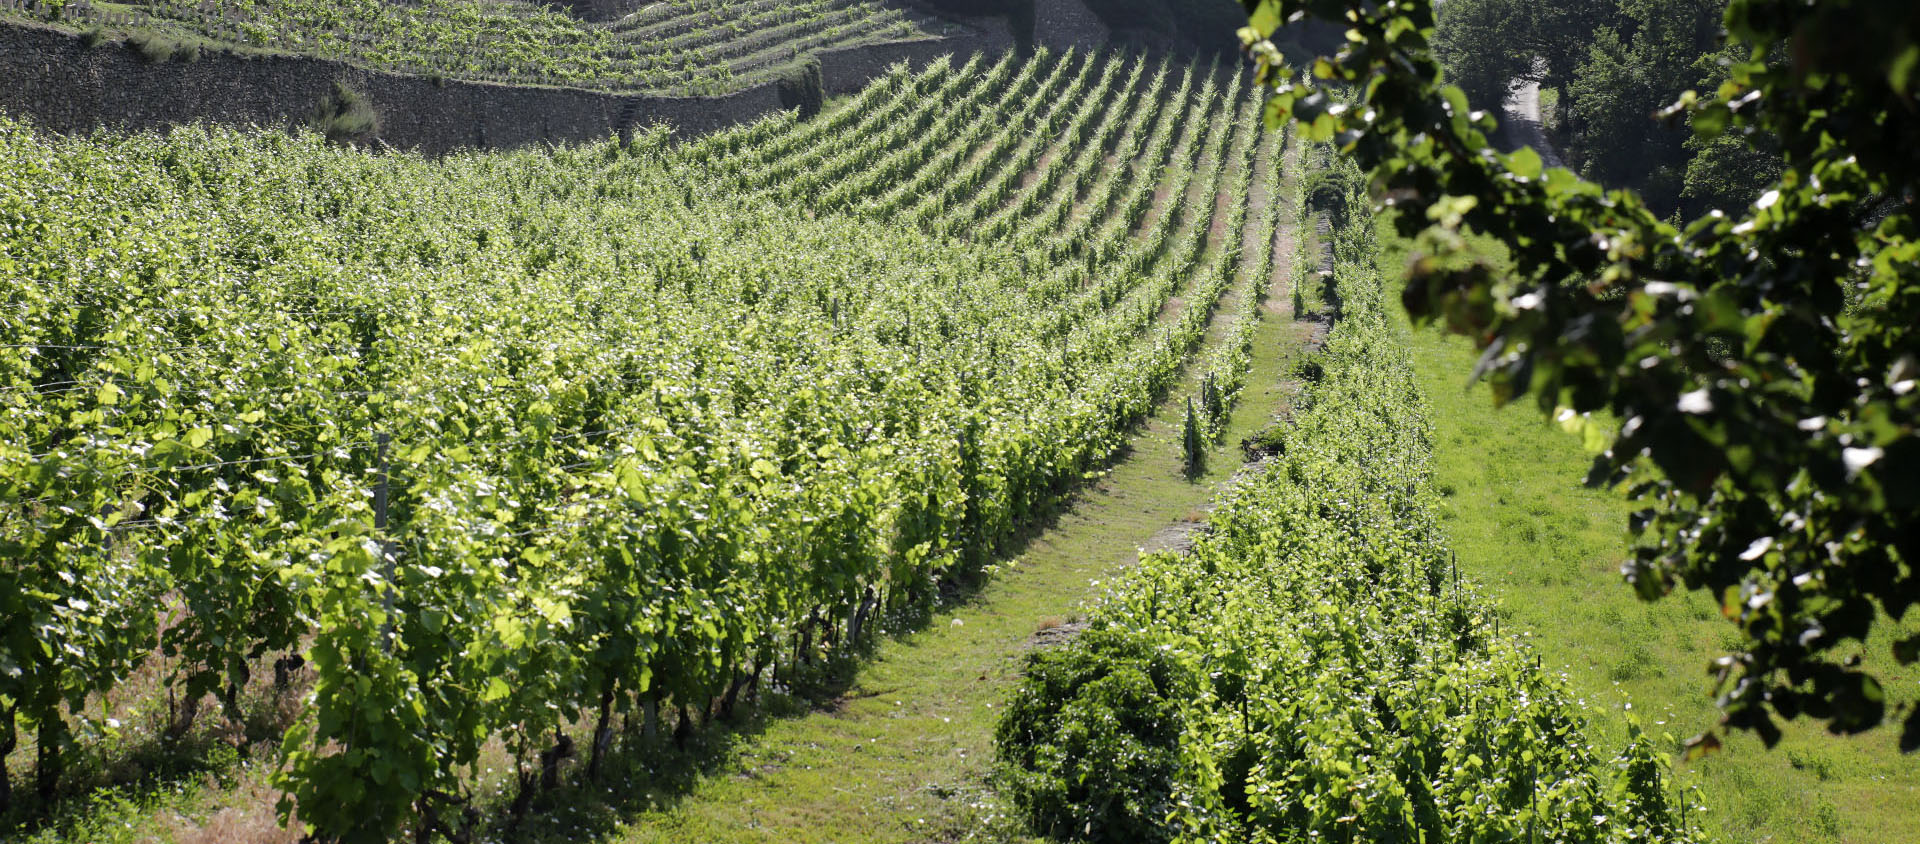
(1435, 0), (1780, 219)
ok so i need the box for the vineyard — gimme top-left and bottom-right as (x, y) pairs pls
(0, 0), (931, 94)
(5, 0), (1880, 831)
(996, 152), (1701, 842)
(0, 46), (1315, 841)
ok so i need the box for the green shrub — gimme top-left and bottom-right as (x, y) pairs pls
(308, 81), (381, 146)
(996, 628), (1205, 843)
(1300, 164), (1357, 227)
(776, 58), (824, 120)
(128, 31), (180, 64)
(80, 25), (111, 49)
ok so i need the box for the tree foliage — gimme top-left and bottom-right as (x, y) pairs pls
(1429, 0), (1531, 114)
(1238, 0), (1920, 752)
(1434, 0), (1776, 217)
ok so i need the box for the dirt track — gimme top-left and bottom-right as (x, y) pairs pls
(1504, 80), (1566, 169)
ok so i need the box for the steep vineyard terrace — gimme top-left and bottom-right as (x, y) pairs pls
(0, 0), (935, 94)
(0, 48), (1279, 840)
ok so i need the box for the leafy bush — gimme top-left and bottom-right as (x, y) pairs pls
(776, 59), (825, 119)
(127, 30), (180, 63)
(307, 81), (381, 146)
(1299, 161), (1355, 227)
(996, 628), (1206, 843)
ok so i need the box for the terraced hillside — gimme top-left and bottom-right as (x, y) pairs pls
(0, 48), (1286, 842)
(0, 0), (937, 93)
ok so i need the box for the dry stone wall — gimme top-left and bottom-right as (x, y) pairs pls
(0, 17), (1010, 152)
(1034, 0), (1106, 50)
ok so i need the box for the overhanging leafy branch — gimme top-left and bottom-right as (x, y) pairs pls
(1237, 0), (1919, 752)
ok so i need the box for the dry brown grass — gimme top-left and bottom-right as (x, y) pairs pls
(160, 770), (302, 844)
(4, 622), (312, 824)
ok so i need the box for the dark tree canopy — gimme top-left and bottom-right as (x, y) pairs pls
(1238, 0), (1920, 752)
(1435, 0), (1775, 217)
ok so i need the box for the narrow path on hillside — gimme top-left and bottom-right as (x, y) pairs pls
(1504, 79), (1565, 169)
(585, 137), (1308, 844)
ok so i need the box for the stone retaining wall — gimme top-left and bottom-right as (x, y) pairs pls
(0, 18), (1010, 152)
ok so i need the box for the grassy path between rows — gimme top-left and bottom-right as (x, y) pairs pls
(587, 139), (1306, 844)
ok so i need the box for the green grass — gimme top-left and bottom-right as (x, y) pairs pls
(1394, 231), (1920, 843)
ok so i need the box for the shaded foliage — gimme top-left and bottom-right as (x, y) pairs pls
(776, 59), (825, 120)
(997, 628), (1202, 843)
(1434, 0), (1777, 217)
(308, 81), (381, 146)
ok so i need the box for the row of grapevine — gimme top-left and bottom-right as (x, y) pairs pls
(0, 51), (1283, 841)
(686, 52), (926, 170)
(970, 57), (1145, 242)
(727, 53), (978, 194)
(811, 51), (1045, 213)
(863, 50), (1083, 222)
(9, 0), (920, 94)
(893, 52), (1094, 231)
(996, 151), (1703, 843)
